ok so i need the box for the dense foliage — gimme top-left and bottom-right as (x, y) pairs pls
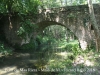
(0, 0), (41, 51)
(0, 0), (41, 14)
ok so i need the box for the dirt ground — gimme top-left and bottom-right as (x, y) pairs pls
(0, 51), (100, 75)
(0, 52), (58, 75)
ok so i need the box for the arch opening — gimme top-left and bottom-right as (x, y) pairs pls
(36, 20), (91, 50)
(36, 22), (80, 52)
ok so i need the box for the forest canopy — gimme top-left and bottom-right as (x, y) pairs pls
(0, 0), (100, 14)
(0, 0), (41, 15)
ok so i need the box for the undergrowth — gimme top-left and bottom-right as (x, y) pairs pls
(0, 41), (13, 62)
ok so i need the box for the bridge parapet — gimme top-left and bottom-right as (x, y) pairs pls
(37, 4), (100, 22)
(37, 4), (91, 23)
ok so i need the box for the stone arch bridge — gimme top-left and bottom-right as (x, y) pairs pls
(2, 4), (100, 50)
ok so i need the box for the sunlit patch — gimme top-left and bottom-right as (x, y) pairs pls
(55, 52), (68, 57)
(56, 17), (59, 22)
(0, 66), (18, 75)
(74, 54), (95, 66)
(79, 40), (87, 50)
(74, 55), (84, 65)
(57, 45), (66, 49)
(85, 60), (94, 66)
(49, 60), (55, 62)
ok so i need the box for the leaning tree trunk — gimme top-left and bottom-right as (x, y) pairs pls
(87, 0), (100, 51)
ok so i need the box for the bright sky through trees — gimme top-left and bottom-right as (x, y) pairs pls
(40, 0), (100, 8)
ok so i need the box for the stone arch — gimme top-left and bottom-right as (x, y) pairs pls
(36, 20), (93, 50)
(36, 21), (80, 49)
(3, 4), (98, 50)
(37, 21), (79, 42)
(37, 21), (66, 31)
(36, 4), (99, 50)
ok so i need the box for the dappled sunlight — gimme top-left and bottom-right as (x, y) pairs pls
(74, 55), (84, 65)
(55, 52), (67, 56)
(74, 55), (94, 66)
(1, 45), (100, 75)
(85, 60), (94, 66)
(56, 16), (60, 22)
(57, 40), (79, 49)
(57, 45), (66, 49)
(0, 21), (99, 75)
(79, 40), (88, 50)
(49, 59), (55, 63)
(0, 66), (19, 75)
(55, 52), (72, 57)
(1, 0), (100, 75)
(73, 51), (98, 67)
(68, 40), (79, 44)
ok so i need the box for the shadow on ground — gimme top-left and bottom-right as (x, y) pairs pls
(0, 51), (59, 75)
(0, 50), (100, 75)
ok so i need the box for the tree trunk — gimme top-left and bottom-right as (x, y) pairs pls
(87, 0), (100, 51)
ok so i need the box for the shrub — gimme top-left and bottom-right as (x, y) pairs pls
(71, 44), (81, 56)
(0, 42), (13, 56)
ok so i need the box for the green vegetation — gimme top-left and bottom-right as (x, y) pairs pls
(0, 41), (13, 63)
(0, 0), (41, 14)
(30, 38), (100, 75)
(40, 0), (100, 8)
(17, 19), (38, 38)
(0, 0), (100, 75)
(0, 42), (13, 56)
